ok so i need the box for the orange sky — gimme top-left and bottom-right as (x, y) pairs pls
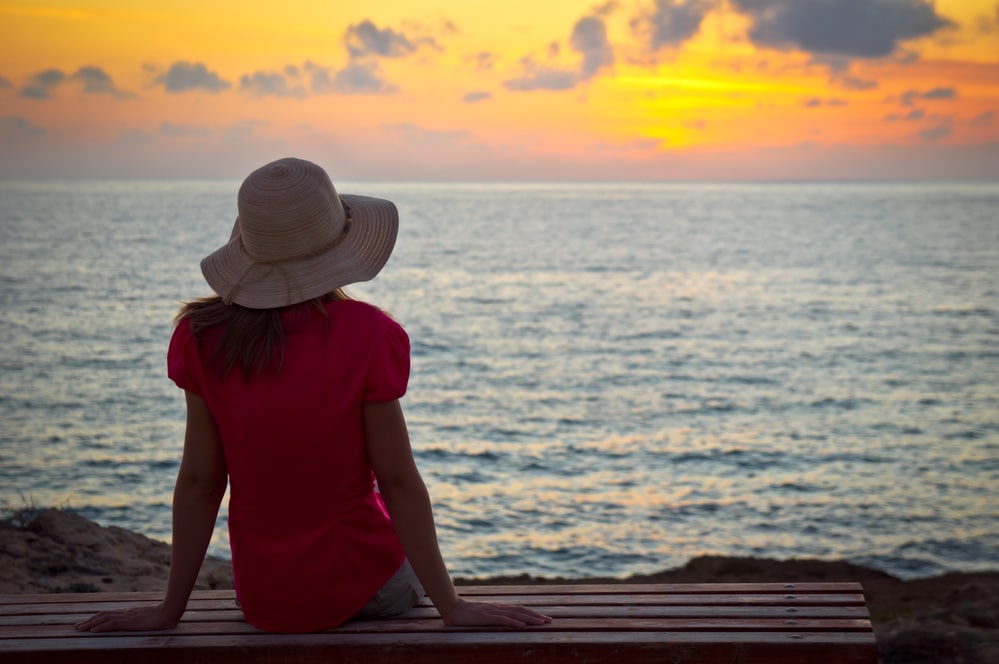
(1, 0), (997, 179)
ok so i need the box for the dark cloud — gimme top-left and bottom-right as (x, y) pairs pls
(154, 62), (231, 93)
(0, 76), (11, 89)
(344, 20), (417, 59)
(463, 90), (492, 103)
(899, 86), (957, 106)
(632, 0), (713, 51)
(571, 16), (615, 79)
(71, 66), (132, 98)
(0, 116), (45, 137)
(239, 70), (306, 98)
(731, 0), (955, 58)
(970, 110), (995, 127)
(21, 69), (66, 99)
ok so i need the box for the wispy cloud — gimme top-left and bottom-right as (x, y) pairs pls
(897, 86), (958, 107)
(153, 62), (231, 94)
(20, 69), (66, 99)
(970, 110), (996, 127)
(160, 122), (213, 137)
(239, 70), (306, 98)
(0, 116), (45, 138)
(918, 121), (952, 141)
(801, 97), (848, 108)
(71, 66), (134, 99)
(463, 90), (492, 103)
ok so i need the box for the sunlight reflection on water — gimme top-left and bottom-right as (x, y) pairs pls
(1, 180), (997, 579)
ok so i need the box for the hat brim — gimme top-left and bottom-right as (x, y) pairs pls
(200, 194), (398, 309)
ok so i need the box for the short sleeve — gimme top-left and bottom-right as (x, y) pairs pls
(167, 319), (204, 396)
(364, 320), (410, 402)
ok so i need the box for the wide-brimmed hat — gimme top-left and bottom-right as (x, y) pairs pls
(200, 157), (398, 309)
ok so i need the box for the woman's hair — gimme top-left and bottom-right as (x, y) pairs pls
(175, 289), (350, 379)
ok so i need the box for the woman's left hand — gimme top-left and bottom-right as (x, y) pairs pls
(75, 603), (179, 633)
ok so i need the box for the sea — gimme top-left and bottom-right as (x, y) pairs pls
(1, 180), (997, 581)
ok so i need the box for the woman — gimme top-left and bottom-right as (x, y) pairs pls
(76, 157), (550, 633)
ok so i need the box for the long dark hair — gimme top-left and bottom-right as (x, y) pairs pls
(175, 289), (350, 379)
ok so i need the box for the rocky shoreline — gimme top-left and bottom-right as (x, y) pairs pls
(2, 509), (996, 663)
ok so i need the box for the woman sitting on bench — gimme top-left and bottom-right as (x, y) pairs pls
(76, 158), (551, 634)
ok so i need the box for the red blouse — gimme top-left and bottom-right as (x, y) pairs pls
(168, 299), (409, 632)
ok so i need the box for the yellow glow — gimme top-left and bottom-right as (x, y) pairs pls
(0, 0), (997, 178)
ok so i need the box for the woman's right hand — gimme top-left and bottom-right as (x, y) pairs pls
(75, 603), (180, 633)
(441, 598), (552, 628)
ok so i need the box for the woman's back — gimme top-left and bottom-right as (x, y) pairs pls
(168, 299), (410, 631)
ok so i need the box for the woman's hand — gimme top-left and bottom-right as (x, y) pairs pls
(441, 598), (552, 628)
(75, 603), (179, 633)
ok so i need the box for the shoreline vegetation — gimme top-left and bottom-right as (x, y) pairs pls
(2, 510), (996, 663)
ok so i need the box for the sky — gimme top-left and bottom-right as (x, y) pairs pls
(1, 0), (998, 180)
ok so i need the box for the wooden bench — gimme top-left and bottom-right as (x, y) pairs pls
(0, 582), (877, 663)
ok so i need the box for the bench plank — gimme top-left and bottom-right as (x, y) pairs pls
(0, 583), (877, 663)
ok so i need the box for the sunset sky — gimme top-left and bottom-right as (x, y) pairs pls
(1, 0), (997, 180)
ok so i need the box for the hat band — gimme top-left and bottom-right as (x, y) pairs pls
(222, 200), (354, 306)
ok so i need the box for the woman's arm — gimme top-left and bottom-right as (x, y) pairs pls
(76, 391), (227, 632)
(363, 399), (550, 627)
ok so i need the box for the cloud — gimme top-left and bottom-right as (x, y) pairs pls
(71, 65), (132, 98)
(0, 76), (11, 89)
(504, 11), (615, 91)
(383, 122), (470, 147)
(632, 0), (713, 51)
(833, 74), (879, 91)
(463, 90), (492, 103)
(801, 97), (847, 108)
(885, 108), (926, 121)
(239, 70), (306, 98)
(730, 0), (955, 59)
(20, 69), (66, 99)
(898, 86), (957, 107)
(328, 62), (397, 94)
(154, 62), (231, 93)
(971, 110), (996, 127)
(466, 51), (494, 70)
(344, 20), (417, 58)
(160, 122), (213, 137)
(571, 16), (615, 79)
(504, 57), (578, 91)
(918, 122), (952, 141)
(0, 116), (45, 138)
(119, 129), (153, 145)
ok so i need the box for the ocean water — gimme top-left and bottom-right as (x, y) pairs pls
(1, 180), (997, 581)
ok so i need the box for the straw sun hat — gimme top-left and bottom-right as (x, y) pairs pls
(201, 158), (399, 309)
